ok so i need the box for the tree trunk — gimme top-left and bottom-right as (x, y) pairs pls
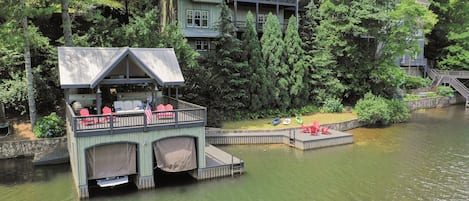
(22, 0), (37, 128)
(61, 0), (73, 46)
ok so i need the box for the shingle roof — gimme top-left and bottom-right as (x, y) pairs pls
(58, 47), (185, 88)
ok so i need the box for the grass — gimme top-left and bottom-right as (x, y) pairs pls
(221, 112), (358, 130)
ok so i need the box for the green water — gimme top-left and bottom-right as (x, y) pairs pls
(1, 106), (468, 201)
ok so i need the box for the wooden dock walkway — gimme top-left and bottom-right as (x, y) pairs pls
(191, 144), (244, 180)
(205, 127), (354, 151)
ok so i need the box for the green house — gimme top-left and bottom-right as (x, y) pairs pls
(177, 0), (299, 51)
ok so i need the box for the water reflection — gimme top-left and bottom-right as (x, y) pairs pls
(0, 105), (468, 201)
(0, 157), (71, 186)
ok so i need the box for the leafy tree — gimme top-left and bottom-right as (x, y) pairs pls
(284, 15), (308, 108)
(241, 11), (267, 112)
(301, 0), (436, 103)
(432, 0), (469, 70)
(260, 13), (287, 109)
(117, 9), (161, 47)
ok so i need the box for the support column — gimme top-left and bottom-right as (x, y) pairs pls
(234, 0), (238, 30)
(296, 0), (299, 26)
(256, 3), (259, 30)
(153, 85), (159, 107)
(96, 87), (102, 114)
(276, 1), (279, 16)
(137, 141), (155, 190)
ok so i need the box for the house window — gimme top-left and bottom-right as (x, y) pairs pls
(195, 40), (210, 51)
(257, 14), (266, 29)
(187, 10), (209, 28)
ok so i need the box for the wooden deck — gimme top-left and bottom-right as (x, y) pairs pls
(66, 104), (207, 137)
(191, 144), (244, 180)
(205, 127), (353, 151)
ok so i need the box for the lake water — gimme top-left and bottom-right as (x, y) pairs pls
(0, 106), (468, 201)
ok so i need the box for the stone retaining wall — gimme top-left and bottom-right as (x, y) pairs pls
(0, 137), (67, 159)
(405, 96), (464, 112)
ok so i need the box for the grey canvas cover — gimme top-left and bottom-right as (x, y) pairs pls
(153, 137), (197, 172)
(86, 143), (137, 180)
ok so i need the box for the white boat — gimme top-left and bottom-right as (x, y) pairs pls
(283, 118), (291, 125)
(97, 176), (129, 187)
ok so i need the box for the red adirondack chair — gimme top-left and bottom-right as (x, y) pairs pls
(311, 121), (320, 135)
(321, 126), (331, 135)
(102, 106), (116, 122)
(79, 108), (95, 125)
(301, 123), (311, 133)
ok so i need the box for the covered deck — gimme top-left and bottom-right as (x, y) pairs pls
(65, 96), (206, 137)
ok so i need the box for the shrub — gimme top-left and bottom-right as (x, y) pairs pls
(356, 93), (410, 126)
(321, 98), (344, 113)
(437, 86), (454, 97)
(403, 76), (430, 90)
(424, 92), (438, 98)
(33, 113), (65, 138)
(355, 93), (392, 125)
(387, 99), (410, 123)
(299, 105), (319, 115)
(404, 94), (420, 101)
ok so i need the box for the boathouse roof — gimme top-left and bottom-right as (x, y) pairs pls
(58, 47), (185, 88)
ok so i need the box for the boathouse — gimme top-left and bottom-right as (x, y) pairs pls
(58, 47), (212, 198)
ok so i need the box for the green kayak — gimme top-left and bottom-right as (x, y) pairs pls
(295, 115), (303, 124)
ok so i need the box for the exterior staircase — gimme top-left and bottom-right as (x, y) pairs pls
(426, 68), (469, 108)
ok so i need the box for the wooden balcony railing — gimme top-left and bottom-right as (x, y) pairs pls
(233, 0), (297, 6)
(66, 97), (207, 137)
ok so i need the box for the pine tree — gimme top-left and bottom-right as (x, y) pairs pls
(210, 1), (249, 115)
(241, 11), (267, 112)
(284, 15), (308, 108)
(260, 13), (287, 109)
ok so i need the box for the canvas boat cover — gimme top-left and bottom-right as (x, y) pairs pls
(153, 137), (197, 172)
(86, 143), (137, 180)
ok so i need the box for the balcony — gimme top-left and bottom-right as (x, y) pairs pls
(66, 96), (207, 137)
(233, 20), (289, 32)
(233, 0), (297, 6)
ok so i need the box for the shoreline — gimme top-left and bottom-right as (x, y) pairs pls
(0, 96), (464, 160)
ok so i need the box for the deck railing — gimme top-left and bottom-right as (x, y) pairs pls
(232, 0), (297, 5)
(66, 98), (207, 137)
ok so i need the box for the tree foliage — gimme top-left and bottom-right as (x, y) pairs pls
(284, 16), (309, 108)
(301, 0), (436, 103)
(261, 13), (287, 109)
(213, 2), (249, 111)
(431, 0), (469, 70)
(241, 11), (268, 112)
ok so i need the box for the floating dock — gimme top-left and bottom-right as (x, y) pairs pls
(205, 128), (353, 150)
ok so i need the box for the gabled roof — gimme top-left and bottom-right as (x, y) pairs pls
(58, 47), (185, 88)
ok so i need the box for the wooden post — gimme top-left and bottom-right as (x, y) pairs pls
(256, 3), (259, 30)
(0, 103), (5, 119)
(96, 87), (102, 115)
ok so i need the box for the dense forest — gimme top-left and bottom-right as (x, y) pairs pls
(0, 0), (467, 127)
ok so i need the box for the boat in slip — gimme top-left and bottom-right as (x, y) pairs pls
(96, 176), (129, 188)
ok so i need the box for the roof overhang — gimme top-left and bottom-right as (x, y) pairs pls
(58, 47), (185, 89)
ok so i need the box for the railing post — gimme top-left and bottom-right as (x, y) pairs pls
(109, 114), (114, 134)
(143, 113), (147, 132)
